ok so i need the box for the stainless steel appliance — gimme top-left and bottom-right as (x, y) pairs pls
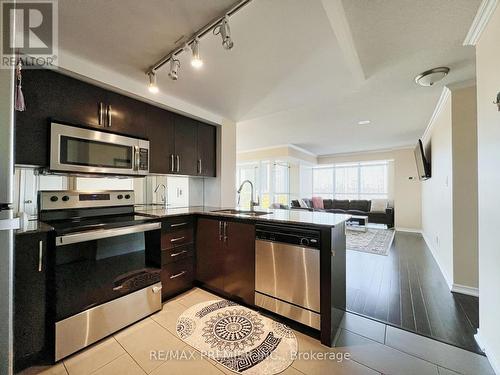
(0, 60), (18, 375)
(255, 224), (321, 329)
(49, 122), (149, 176)
(39, 190), (162, 360)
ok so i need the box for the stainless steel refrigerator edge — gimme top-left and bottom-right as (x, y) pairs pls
(0, 57), (18, 374)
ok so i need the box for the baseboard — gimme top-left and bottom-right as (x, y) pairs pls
(395, 227), (422, 233)
(451, 283), (479, 297)
(475, 330), (500, 375)
(422, 233), (453, 290)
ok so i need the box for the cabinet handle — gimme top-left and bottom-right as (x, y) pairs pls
(106, 105), (112, 127)
(98, 102), (104, 126)
(170, 222), (188, 228)
(219, 221), (223, 241)
(223, 222), (228, 242)
(198, 159), (202, 174)
(176, 155), (180, 172)
(170, 271), (187, 279)
(170, 154), (175, 172)
(171, 250), (187, 257)
(38, 240), (43, 272)
(170, 236), (185, 243)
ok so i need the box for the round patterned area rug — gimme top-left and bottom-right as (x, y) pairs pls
(176, 300), (297, 374)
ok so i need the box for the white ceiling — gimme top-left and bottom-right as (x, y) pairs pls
(58, 0), (481, 156)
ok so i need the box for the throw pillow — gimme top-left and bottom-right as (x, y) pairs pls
(370, 199), (388, 213)
(298, 199), (309, 208)
(312, 197), (324, 209)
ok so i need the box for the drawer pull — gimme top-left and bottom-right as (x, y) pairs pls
(170, 271), (187, 279)
(170, 236), (185, 243)
(171, 250), (187, 257)
(38, 240), (43, 272)
(170, 222), (188, 228)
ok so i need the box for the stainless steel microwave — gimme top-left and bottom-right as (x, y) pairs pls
(50, 122), (149, 176)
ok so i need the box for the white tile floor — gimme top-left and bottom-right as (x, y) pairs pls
(19, 288), (495, 375)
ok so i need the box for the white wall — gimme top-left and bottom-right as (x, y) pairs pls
(476, 4), (500, 372)
(421, 93), (454, 285)
(318, 148), (422, 230)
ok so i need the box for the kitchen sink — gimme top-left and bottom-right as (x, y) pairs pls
(212, 209), (271, 217)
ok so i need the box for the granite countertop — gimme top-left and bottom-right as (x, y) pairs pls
(135, 205), (351, 228)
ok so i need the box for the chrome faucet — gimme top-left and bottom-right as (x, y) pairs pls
(154, 183), (168, 208)
(237, 180), (259, 211)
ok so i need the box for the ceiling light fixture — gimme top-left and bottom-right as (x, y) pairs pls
(358, 120), (371, 125)
(148, 72), (159, 93)
(168, 58), (180, 80)
(415, 67), (450, 87)
(191, 38), (203, 69)
(214, 16), (234, 50)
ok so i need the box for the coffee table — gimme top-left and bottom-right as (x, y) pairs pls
(346, 215), (369, 232)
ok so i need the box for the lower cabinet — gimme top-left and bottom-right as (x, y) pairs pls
(14, 231), (51, 372)
(196, 218), (255, 305)
(160, 217), (195, 299)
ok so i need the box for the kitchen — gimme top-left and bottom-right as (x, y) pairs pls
(7, 44), (348, 375)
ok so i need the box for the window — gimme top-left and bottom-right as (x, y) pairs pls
(236, 161), (290, 209)
(312, 161), (388, 200)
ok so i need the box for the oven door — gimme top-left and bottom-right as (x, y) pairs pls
(50, 122), (149, 175)
(54, 222), (161, 321)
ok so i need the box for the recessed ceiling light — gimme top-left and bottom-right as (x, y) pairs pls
(415, 67), (450, 87)
(358, 120), (371, 125)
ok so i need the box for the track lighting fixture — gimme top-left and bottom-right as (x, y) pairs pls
(214, 16), (234, 50)
(190, 38), (203, 69)
(168, 58), (180, 80)
(148, 72), (159, 93)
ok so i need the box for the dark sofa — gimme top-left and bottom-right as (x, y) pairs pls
(291, 199), (394, 228)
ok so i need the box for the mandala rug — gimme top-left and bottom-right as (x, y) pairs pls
(346, 228), (395, 256)
(176, 299), (297, 374)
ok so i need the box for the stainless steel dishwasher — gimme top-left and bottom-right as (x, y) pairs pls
(255, 224), (321, 329)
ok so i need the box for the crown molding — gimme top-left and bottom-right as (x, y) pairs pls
(463, 0), (499, 46)
(317, 145), (414, 160)
(422, 87), (451, 143)
(238, 144), (317, 157)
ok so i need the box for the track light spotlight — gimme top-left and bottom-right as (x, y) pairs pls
(214, 16), (234, 50)
(191, 38), (203, 69)
(168, 58), (180, 80)
(148, 72), (159, 93)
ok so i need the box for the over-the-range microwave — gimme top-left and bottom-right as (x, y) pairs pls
(49, 122), (149, 176)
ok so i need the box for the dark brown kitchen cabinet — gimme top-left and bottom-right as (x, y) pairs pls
(14, 231), (51, 372)
(173, 114), (198, 176)
(103, 91), (146, 138)
(197, 122), (216, 177)
(145, 107), (175, 174)
(196, 218), (255, 305)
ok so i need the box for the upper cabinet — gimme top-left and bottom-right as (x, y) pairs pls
(14, 69), (216, 177)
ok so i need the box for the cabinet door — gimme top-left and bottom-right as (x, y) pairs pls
(145, 107), (175, 174)
(14, 233), (48, 370)
(104, 91), (146, 138)
(223, 221), (255, 305)
(173, 114), (198, 175)
(196, 218), (224, 291)
(197, 122), (216, 177)
(15, 69), (108, 166)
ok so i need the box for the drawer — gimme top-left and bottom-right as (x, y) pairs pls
(161, 257), (194, 298)
(161, 244), (194, 265)
(161, 217), (194, 233)
(161, 228), (193, 249)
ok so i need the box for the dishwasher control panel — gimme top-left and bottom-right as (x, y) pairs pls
(256, 224), (321, 249)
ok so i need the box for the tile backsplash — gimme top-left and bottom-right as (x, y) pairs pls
(14, 167), (205, 218)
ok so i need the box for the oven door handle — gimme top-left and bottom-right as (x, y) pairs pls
(56, 222), (161, 246)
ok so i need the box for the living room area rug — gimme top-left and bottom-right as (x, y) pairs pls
(176, 299), (297, 374)
(346, 228), (395, 256)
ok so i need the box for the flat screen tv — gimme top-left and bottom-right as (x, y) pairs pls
(414, 139), (431, 180)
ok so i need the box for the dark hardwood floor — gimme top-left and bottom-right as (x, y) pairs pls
(346, 231), (482, 354)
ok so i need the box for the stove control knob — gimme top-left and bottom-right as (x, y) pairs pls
(50, 196), (58, 202)
(117, 194), (123, 200)
(300, 238), (310, 247)
(125, 194), (131, 199)
(62, 196), (70, 202)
